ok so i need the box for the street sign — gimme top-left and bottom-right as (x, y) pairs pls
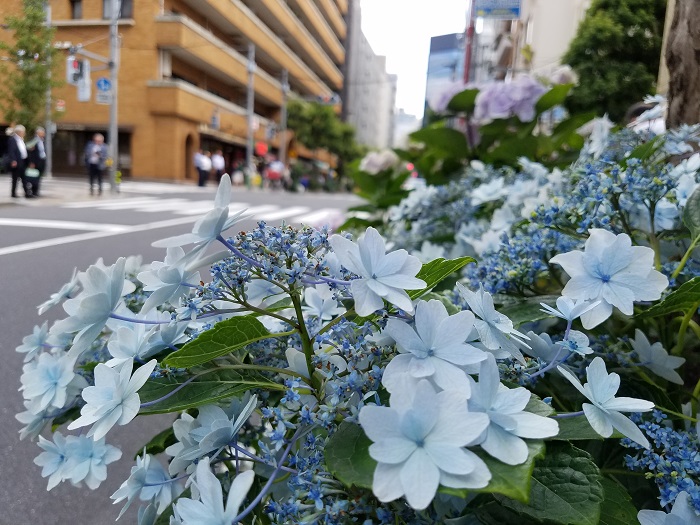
(96, 77), (112, 91)
(95, 76), (113, 105)
(475, 0), (521, 19)
(56, 99), (66, 112)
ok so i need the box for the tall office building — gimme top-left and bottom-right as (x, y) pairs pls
(0, 0), (347, 179)
(344, 0), (396, 149)
(423, 33), (466, 123)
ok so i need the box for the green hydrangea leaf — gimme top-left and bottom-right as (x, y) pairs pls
(163, 315), (274, 368)
(409, 257), (476, 300)
(496, 442), (604, 525)
(636, 277), (700, 319)
(599, 478), (641, 525)
(139, 367), (283, 414)
(324, 422), (374, 489)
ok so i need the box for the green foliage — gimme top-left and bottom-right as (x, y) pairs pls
(599, 478), (641, 525)
(405, 84), (593, 176)
(137, 427), (176, 458)
(495, 443), (605, 525)
(553, 416), (624, 441)
(496, 295), (561, 327)
(287, 99), (363, 165)
(563, 0), (667, 121)
(409, 256), (476, 299)
(324, 422), (374, 489)
(636, 277), (700, 319)
(163, 315), (272, 368)
(138, 367), (283, 414)
(0, 0), (58, 131)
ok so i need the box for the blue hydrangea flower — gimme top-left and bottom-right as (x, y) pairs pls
(630, 329), (685, 385)
(329, 227), (426, 316)
(558, 357), (654, 448)
(359, 380), (490, 510)
(382, 299), (486, 395)
(16, 321), (50, 362)
(68, 359), (157, 440)
(37, 268), (79, 315)
(638, 491), (700, 525)
(174, 459), (254, 525)
(137, 246), (201, 313)
(20, 352), (86, 413)
(468, 355), (559, 464)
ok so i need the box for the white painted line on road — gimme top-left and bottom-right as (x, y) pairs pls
(62, 196), (158, 208)
(129, 199), (191, 212)
(294, 208), (341, 225)
(0, 218), (129, 232)
(257, 206), (310, 221)
(0, 215), (200, 256)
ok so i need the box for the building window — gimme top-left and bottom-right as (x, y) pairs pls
(103, 0), (133, 19)
(70, 0), (82, 19)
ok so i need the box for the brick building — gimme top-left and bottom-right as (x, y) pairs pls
(0, 0), (346, 179)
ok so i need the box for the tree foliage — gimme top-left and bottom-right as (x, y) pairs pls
(563, 0), (666, 122)
(0, 0), (58, 131)
(287, 100), (364, 165)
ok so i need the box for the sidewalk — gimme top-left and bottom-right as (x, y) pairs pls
(0, 174), (214, 207)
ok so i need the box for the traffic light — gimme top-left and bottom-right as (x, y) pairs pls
(66, 56), (84, 85)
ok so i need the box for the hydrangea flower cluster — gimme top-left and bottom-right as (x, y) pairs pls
(15, 122), (700, 524)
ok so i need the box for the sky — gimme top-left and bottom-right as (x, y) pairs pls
(360, 0), (468, 118)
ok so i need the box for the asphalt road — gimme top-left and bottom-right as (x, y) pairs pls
(0, 177), (360, 525)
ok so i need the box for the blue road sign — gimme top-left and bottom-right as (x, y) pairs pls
(475, 0), (521, 19)
(96, 77), (112, 92)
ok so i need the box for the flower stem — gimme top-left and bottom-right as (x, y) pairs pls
(671, 235), (700, 280)
(232, 427), (303, 523)
(552, 410), (585, 419)
(672, 301), (700, 356)
(216, 235), (262, 268)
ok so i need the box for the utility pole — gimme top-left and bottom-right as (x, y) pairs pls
(245, 43), (256, 175)
(44, 0), (52, 178)
(464, 0), (476, 83)
(108, 0), (121, 192)
(278, 69), (289, 166)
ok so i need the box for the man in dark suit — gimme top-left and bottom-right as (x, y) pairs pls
(84, 133), (108, 195)
(8, 124), (31, 198)
(26, 126), (46, 197)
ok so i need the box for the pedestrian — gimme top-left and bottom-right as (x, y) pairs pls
(84, 133), (108, 195)
(8, 124), (32, 198)
(26, 126), (46, 197)
(212, 149), (226, 180)
(198, 150), (212, 187)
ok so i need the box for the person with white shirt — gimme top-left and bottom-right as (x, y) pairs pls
(7, 124), (31, 198)
(211, 149), (226, 181)
(198, 150), (213, 187)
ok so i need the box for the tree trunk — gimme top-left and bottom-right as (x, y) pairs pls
(666, 0), (700, 127)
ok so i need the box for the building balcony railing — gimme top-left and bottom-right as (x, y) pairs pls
(315, 0), (346, 40)
(180, 0), (334, 98)
(247, 0), (343, 87)
(286, 0), (344, 65)
(146, 79), (271, 142)
(155, 15), (283, 107)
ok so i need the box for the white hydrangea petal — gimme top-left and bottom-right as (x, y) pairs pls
(400, 449), (440, 510)
(480, 424), (530, 465)
(582, 403), (613, 438)
(606, 410), (650, 449)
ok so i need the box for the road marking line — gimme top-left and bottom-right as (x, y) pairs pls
(256, 206), (310, 221)
(0, 218), (128, 232)
(0, 216), (200, 256)
(62, 196), (159, 208)
(293, 208), (341, 225)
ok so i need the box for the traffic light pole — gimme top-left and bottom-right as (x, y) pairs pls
(108, 0), (120, 193)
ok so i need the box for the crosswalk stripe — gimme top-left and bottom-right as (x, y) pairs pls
(256, 206), (310, 221)
(294, 208), (342, 225)
(130, 199), (191, 212)
(62, 196), (159, 208)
